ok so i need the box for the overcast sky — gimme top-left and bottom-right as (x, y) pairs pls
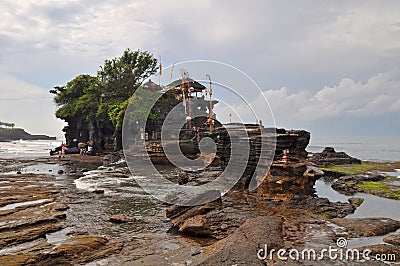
(0, 0), (399, 138)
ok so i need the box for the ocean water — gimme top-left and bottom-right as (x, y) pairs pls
(0, 140), (62, 159)
(1, 136), (399, 162)
(308, 135), (400, 162)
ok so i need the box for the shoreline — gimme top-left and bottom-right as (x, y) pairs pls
(0, 154), (399, 264)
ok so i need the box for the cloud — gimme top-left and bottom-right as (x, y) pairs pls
(0, 0), (399, 136)
(214, 68), (400, 131)
(299, 69), (400, 119)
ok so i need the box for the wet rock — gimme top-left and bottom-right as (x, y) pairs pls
(103, 152), (121, 166)
(49, 235), (124, 263)
(166, 190), (222, 219)
(297, 197), (355, 218)
(359, 244), (400, 263)
(191, 250), (202, 256)
(384, 234), (400, 246)
(332, 172), (385, 195)
(178, 171), (189, 185)
(217, 127), (310, 191)
(257, 162), (314, 202)
(304, 165), (325, 178)
(332, 218), (400, 237)
(348, 197), (364, 208)
(310, 147), (361, 167)
(167, 191), (223, 238)
(178, 214), (211, 237)
(196, 216), (283, 266)
(109, 214), (136, 223)
(51, 203), (70, 212)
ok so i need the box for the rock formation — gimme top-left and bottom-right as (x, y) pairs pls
(0, 128), (56, 141)
(310, 147), (361, 166)
(217, 126), (316, 202)
(165, 127), (353, 239)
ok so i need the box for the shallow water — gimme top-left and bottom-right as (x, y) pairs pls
(0, 199), (49, 211)
(346, 229), (400, 249)
(0, 140), (62, 159)
(314, 178), (400, 221)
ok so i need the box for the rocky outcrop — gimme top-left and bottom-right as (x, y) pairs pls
(257, 161), (314, 202)
(310, 147), (361, 166)
(332, 218), (400, 237)
(348, 197), (364, 208)
(295, 197), (356, 218)
(196, 216), (284, 266)
(217, 126), (311, 192)
(166, 191), (223, 238)
(0, 128), (56, 141)
(109, 214), (136, 223)
(358, 244), (400, 263)
(384, 234), (400, 246)
(331, 171), (385, 195)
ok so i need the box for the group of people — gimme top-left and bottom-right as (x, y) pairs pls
(78, 141), (94, 155)
(59, 141), (94, 159)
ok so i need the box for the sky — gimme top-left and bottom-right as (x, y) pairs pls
(0, 0), (399, 139)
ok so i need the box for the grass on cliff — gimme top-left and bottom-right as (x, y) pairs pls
(357, 179), (400, 200)
(320, 161), (400, 175)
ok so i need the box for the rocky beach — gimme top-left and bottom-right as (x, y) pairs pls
(0, 134), (399, 265)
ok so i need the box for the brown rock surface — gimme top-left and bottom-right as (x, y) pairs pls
(196, 216), (284, 266)
(383, 234), (400, 246)
(332, 172), (385, 195)
(178, 214), (211, 237)
(109, 214), (136, 223)
(359, 244), (400, 263)
(348, 197), (364, 208)
(332, 218), (400, 237)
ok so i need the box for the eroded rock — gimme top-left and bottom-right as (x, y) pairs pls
(332, 218), (400, 237)
(109, 214), (136, 223)
(348, 197), (364, 208)
(310, 147), (361, 167)
(384, 234), (400, 246)
(332, 172), (385, 195)
(196, 216), (284, 266)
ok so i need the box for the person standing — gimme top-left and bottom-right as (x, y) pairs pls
(61, 143), (66, 158)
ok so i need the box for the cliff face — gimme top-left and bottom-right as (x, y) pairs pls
(0, 128), (56, 141)
(217, 126), (313, 200)
(63, 118), (116, 151)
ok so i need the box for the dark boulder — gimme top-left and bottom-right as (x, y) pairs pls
(310, 147), (361, 167)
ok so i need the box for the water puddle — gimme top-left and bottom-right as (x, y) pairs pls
(46, 227), (73, 248)
(315, 178), (400, 221)
(0, 239), (44, 255)
(0, 198), (50, 211)
(347, 229), (400, 249)
(315, 177), (400, 248)
(0, 163), (66, 176)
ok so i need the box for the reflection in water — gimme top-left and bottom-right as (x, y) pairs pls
(314, 178), (400, 221)
(315, 177), (400, 248)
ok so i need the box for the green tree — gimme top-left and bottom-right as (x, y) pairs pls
(51, 49), (159, 150)
(50, 74), (99, 122)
